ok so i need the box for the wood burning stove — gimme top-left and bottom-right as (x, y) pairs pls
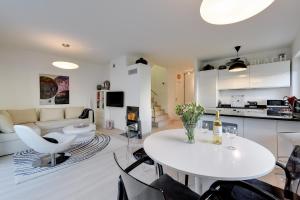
(125, 106), (142, 138)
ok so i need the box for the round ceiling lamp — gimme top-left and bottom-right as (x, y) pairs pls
(200, 0), (274, 25)
(52, 61), (79, 69)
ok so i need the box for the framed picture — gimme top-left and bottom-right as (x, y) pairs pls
(39, 74), (69, 105)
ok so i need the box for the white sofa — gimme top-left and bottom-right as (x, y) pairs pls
(0, 107), (92, 156)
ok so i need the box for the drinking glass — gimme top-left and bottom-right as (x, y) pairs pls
(227, 127), (237, 150)
(202, 122), (209, 133)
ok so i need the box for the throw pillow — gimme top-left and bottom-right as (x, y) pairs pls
(65, 107), (84, 119)
(40, 108), (64, 122)
(0, 111), (14, 133)
(7, 109), (37, 124)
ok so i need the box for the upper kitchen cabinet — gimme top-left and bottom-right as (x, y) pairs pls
(198, 70), (218, 108)
(250, 60), (290, 89)
(218, 68), (250, 90)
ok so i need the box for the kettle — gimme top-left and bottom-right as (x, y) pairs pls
(284, 96), (298, 111)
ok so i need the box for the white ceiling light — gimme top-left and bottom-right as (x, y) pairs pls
(52, 61), (79, 69)
(200, 0), (274, 25)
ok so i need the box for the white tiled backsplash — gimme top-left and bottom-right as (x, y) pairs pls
(231, 95), (245, 107)
(219, 88), (290, 106)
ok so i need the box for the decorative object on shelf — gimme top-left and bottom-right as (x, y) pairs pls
(200, 0), (274, 25)
(278, 53), (286, 61)
(218, 65), (227, 70)
(135, 57), (148, 65)
(96, 90), (106, 109)
(103, 80), (110, 90)
(175, 103), (204, 144)
(106, 120), (114, 130)
(40, 74), (69, 105)
(202, 64), (215, 71)
(97, 84), (102, 90)
(227, 46), (248, 72)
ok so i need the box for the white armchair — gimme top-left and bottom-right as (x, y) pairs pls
(14, 125), (76, 167)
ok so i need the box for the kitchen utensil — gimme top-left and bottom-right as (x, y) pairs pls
(202, 64), (215, 71)
(218, 65), (227, 70)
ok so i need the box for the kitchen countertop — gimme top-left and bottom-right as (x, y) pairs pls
(205, 109), (300, 121)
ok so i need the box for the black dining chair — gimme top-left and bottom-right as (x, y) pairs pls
(114, 152), (281, 200)
(230, 145), (300, 200)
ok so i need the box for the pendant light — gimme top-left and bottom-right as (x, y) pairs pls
(228, 46), (247, 72)
(52, 43), (79, 69)
(200, 0), (274, 25)
(52, 61), (79, 69)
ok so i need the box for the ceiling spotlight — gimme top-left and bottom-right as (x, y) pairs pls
(200, 0), (274, 25)
(52, 61), (79, 69)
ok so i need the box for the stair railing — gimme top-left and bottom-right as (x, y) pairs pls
(151, 90), (158, 124)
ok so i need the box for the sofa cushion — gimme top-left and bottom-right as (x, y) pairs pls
(0, 123), (41, 143)
(0, 111), (14, 133)
(65, 107), (84, 119)
(40, 108), (64, 122)
(0, 132), (20, 143)
(7, 109), (37, 124)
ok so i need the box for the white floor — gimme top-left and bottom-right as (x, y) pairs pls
(0, 120), (287, 200)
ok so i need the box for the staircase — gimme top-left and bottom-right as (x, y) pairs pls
(152, 95), (169, 128)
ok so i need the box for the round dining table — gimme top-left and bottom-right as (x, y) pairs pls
(144, 129), (276, 195)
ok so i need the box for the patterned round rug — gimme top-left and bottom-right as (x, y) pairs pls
(13, 134), (110, 184)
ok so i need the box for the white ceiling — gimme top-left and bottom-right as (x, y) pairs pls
(0, 0), (300, 68)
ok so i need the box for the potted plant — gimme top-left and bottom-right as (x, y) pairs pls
(175, 103), (204, 143)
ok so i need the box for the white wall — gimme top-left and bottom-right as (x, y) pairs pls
(151, 65), (168, 111)
(292, 31), (300, 97)
(108, 56), (129, 130)
(167, 69), (185, 120)
(0, 48), (109, 110)
(108, 56), (152, 134)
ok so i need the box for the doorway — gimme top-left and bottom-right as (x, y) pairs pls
(184, 71), (194, 104)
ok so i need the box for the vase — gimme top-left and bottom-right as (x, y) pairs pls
(183, 123), (196, 144)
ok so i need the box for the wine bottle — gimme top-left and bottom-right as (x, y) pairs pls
(213, 111), (222, 144)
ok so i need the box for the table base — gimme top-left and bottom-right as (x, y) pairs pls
(195, 177), (215, 195)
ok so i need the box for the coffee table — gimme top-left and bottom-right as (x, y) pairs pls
(63, 123), (96, 139)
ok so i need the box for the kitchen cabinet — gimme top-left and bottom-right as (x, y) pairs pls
(220, 116), (244, 137)
(243, 118), (277, 156)
(199, 115), (244, 137)
(218, 68), (250, 90)
(198, 70), (218, 108)
(249, 61), (290, 88)
(277, 121), (300, 160)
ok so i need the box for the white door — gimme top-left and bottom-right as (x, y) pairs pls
(184, 72), (194, 104)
